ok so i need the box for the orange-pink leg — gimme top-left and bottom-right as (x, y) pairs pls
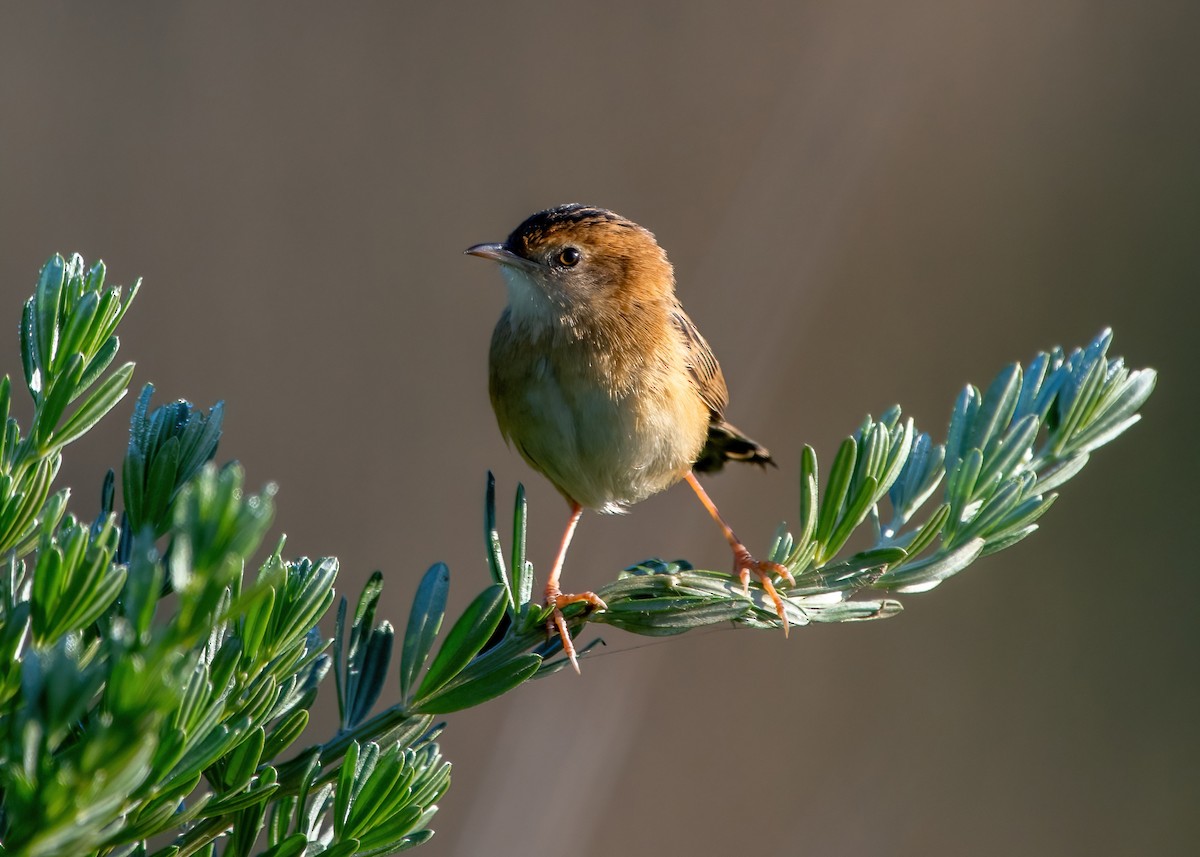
(684, 471), (795, 635)
(545, 501), (608, 673)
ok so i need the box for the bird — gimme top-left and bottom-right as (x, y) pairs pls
(466, 203), (793, 671)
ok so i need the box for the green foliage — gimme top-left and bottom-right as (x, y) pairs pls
(581, 328), (1156, 634)
(0, 253), (1156, 856)
(0, 254), (136, 563)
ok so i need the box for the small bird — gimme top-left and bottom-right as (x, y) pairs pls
(467, 204), (793, 671)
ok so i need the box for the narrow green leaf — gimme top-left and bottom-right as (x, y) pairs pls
(969, 363), (1021, 453)
(199, 779), (280, 816)
(902, 503), (951, 560)
(1014, 351), (1050, 419)
(234, 673), (282, 726)
(0, 457), (56, 556)
(54, 290), (99, 374)
(979, 525), (1039, 556)
(177, 400), (224, 479)
(604, 595), (725, 614)
(820, 475), (878, 564)
(1052, 354), (1107, 454)
(889, 431), (944, 525)
(35, 254), (65, 375)
(143, 436), (181, 530)
(767, 521), (792, 565)
(349, 622), (394, 727)
(270, 557), (336, 656)
(877, 537), (986, 593)
(106, 277), (141, 341)
(415, 652), (542, 714)
(851, 421), (887, 499)
(21, 301), (40, 397)
(166, 723), (239, 787)
(807, 599), (903, 623)
(288, 751), (324, 835)
(333, 595), (349, 722)
(1035, 452), (1089, 493)
(128, 793), (197, 841)
(30, 546), (64, 644)
(355, 806), (426, 852)
(348, 756), (414, 837)
(600, 569), (697, 602)
(209, 636), (243, 699)
(1032, 358), (1067, 424)
(877, 417), (915, 498)
(50, 564), (126, 640)
(1073, 414), (1141, 457)
(334, 740), (366, 838)
(242, 585), (276, 663)
(417, 584), (508, 698)
(815, 546), (907, 578)
(484, 472), (514, 610)
(121, 530), (162, 638)
(50, 360), (135, 453)
(123, 463), (147, 530)
(345, 742), (385, 820)
(399, 563), (450, 702)
(1072, 350), (1114, 433)
(982, 493), (1057, 547)
(977, 413), (1039, 487)
(127, 383), (154, 450)
(260, 833), (309, 857)
(79, 285), (117, 356)
(815, 437), (857, 550)
(406, 754), (451, 808)
(223, 727), (266, 793)
(783, 540), (818, 577)
(617, 599), (754, 634)
(958, 476), (1029, 542)
(945, 449), (983, 518)
(267, 796), (297, 850)
(34, 352), (85, 446)
(879, 404), (903, 431)
(944, 384), (980, 466)
(797, 445), (819, 553)
(343, 572), (391, 728)
(388, 830), (436, 853)
(1067, 367), (1155, 456)
(263, 709), (309, 761)
(512, 483), (532, 608)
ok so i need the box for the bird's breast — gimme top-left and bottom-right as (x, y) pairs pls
(488, 313), (708, 512)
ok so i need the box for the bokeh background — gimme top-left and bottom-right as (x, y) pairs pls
(2, 3), (1197, 855)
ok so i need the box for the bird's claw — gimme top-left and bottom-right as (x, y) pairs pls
(732, 546), (795, 637)
(545, 588), (607, 674)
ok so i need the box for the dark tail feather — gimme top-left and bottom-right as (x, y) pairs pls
(692, 420), (775, 474)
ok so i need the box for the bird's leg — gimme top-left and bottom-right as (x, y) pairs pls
(684, 471), (795, 636)
(545, 501), (608, 673)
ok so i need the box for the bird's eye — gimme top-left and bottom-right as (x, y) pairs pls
(557, 247), (581, 267)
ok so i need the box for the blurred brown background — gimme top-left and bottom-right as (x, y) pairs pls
(2, 2), (1197, 855)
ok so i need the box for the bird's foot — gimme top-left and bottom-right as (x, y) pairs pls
(732, 545), (795, 637)
(545, 588), (608, 674)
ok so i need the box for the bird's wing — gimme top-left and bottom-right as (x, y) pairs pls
(670, 307), (728, 421)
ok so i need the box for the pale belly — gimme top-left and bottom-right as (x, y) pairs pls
(491, 352), (707, 513)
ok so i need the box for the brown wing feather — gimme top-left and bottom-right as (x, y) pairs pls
(670, 307), (774, 473)
(670, 307), (728, 420)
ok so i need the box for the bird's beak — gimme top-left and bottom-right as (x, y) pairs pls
(464, 243), (539, 271)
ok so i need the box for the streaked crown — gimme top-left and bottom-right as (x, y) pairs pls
(502, 204), (675, 302)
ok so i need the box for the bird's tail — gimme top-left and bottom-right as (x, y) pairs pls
(692, 420), (775, 474)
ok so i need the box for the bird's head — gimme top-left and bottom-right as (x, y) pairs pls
(466, 204), (675, 324)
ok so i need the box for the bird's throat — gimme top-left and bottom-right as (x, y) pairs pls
(499, 266), (562, 332)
